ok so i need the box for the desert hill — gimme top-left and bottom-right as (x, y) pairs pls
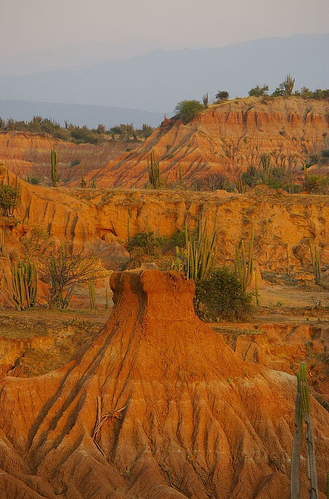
(0, 132), (140, 184)
(0, 270), (328, 499)
(84, 97), (329, 188)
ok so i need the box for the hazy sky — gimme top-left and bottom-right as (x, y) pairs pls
(1, 0), (328, 57)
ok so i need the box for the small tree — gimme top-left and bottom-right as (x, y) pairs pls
(215, 91), (229, 101)
(273, 74), (295, 96)
(0, 183), (20, 216)
(50, 146), (58, 187)
(203, 93), (209, 108)
(248, 84), (269, 97)
(39, 243), (101, 309)
(174, 100), (205, 124)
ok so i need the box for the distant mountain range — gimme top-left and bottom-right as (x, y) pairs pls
(0, 33), (328, 121)
(0, 39), (169, 77)
(0, 100), (164, 128)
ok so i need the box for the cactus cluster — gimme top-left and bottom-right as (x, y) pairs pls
(235, 229), (254, 292)
(1, 258), (37, 310)
(51, 146), (58, 187)
(183, 218), (217, 282)
(147, 151), (161, 189)
(291, 363), (318, 499)
(234, 178), (247, 193)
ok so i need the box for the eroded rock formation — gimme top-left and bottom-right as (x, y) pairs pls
(0, 270), (328, 498)
(2, 164), (329, 273)
(0, 132), (139, 183)
(85, 97), (329, 188)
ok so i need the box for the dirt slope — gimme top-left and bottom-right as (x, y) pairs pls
(0, 132), (139, 184)
(0, 270), (328, 498)
(84, 97), (329, 188)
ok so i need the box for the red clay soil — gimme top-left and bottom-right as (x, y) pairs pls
(0, 270), (328, 498)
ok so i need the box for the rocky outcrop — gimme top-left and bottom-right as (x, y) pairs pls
(85, 97), (329, 188)
(0, 270), (328, 498)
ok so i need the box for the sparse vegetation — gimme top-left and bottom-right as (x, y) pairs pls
(235, 229), (254, 293)
(195, 267), (252, 321)
(127, 231), (166, 257)
(0, 116), (154, 144)
(39, 243), (102, 309)
(174, 100), (205, 124)
(272, 74), (295, 96)
(0, 183), (20, 216)
(248, 84), (269, 97)
(147, 151), (161, 189)
(215, 90), (229, 101)
(0, 258), (37, 311)
(192, 172), (233, 191)
(50, 146), (58, 187)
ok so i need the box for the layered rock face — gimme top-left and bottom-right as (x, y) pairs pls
(6, 165), (329, 272)
(0, 270), (329, 498)
(85, 97), (329, 188)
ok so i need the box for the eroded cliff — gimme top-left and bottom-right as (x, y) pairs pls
(0, 270), (328, 498)
(85, 97), (329, 188)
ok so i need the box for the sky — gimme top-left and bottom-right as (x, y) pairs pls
(1, 0), (329, 57)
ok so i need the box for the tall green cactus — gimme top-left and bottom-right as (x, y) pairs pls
(309, 240), (321, 286)
(51, 146), (58, 187)
(147, 150), (161, 189)
(183, 217), (217, 283)
(1, 258), (37, 310)
(291, 363), (318, 499)
(234, 178), (247, 193)
(235, 229), (254, 292)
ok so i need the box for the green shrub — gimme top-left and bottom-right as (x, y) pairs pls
(215, 91), (229, 101)
(248, 85), (269, 97)
(195, 267), (252, 321)
(170, 230), (186, 248)
(303, 174), (329, 194)
(127, 231), (167, 256)
(174, 100), (205, 124)
(0, 184), (20, 216)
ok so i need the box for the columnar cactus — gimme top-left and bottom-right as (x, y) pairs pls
(291, 363), (318, 499)
(1, 258), (37, 310)
(147, 150), (161, 189)
(235, 229), (254, 292)
(51, 146), (58, 187)
(88, 280), (96, 309)
(184, 218), (217, 283)
(309, 240), (321, 285)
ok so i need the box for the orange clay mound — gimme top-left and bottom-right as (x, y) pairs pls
(0, 270), (329, 498)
